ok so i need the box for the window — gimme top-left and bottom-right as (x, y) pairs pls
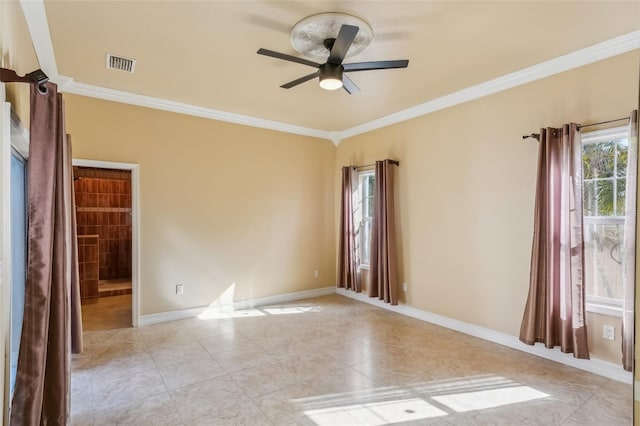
(10, 149), (27, 398)
(354, 171), (375, 268)
(581, 127), (630, 316)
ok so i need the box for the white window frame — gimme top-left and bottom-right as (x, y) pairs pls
(581, 126), (629, 318)
(355, 170), (375, 270)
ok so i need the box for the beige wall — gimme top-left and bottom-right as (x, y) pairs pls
(587, 313), (623, 364)
(336, 51), (639, 362)
(0, 1), (39, 422)
(64, 95), (337, 315)
(0, 0), (39, 125)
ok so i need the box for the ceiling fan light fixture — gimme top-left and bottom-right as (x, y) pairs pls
(319, 63), (343, 90)
(319, 76), (343, 90)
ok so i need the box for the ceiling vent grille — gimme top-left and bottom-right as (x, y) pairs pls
(106, 54), (136, 73)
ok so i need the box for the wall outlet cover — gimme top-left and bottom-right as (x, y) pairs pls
(603, 325), (615, 341)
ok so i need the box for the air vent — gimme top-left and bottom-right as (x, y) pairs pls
(106, 54), (136, 73)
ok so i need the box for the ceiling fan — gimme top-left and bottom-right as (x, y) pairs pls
(257, 24), (409, 94)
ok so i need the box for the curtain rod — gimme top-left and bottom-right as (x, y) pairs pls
(522, 116), (630, 141)
(0, 68), (49, 94)
(355, 160), (400, 169)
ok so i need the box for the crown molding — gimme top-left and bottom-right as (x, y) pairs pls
(18, 0), (332, 142)
(19, 0), (639, 145)
(60, 78), (332, 140)
(19, 0), (58, 77)
(337, 30), (640, 141)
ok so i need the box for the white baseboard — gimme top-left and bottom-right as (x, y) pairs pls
(139, 286), (336, 327)
(336, 288), (632, 384)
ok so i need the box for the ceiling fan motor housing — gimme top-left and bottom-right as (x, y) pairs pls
(320, 63), (343, 80)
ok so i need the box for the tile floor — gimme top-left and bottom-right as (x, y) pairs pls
(81, 294), (132, 331)
(72, 294), (632, 425)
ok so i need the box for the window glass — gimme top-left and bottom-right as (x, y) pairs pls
(357, 172), (375, 266)
(582, 133), (629, 305)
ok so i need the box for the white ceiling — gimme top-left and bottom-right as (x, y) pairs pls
(29, 1), (640, 137)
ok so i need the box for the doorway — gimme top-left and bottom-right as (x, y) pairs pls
(73, 164), (137, 330)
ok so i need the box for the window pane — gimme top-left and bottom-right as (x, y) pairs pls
(368, 176), (376, 196)
(583, 141), (615, 179)
(366, 196), (374, 218)
(617, 139), (628, 178)
(583, 221), (624, 300)
(362, 219), (371, 264)
(596, 180), (615, 216)
(583, 181), (597, 216)
(616, 178), (626, 216)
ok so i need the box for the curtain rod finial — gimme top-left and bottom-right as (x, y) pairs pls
(0, 68), (49, 94)
(522, 133), (540, 141)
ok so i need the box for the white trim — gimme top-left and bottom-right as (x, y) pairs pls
(72, 159), (141, 327)
(18, 0), (640, 145)
(60, 80), (331, 141)
(1, 102), (12, 425)
(586, 302), (623, 318)
(328, 132), (341, 146)
(581, 125), (629, 144)
(338, 31), (640, 142)
(336, 288), (632, 384)
(9, 113), (28, 158)
(139, 286), (335, 327)
(15, 1), (332, 141)
(18, 0), (58, 78)
(635, 380), (640, 401)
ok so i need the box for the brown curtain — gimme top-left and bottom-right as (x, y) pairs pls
(520, 124), (589, 359)
(10, 82), (83, 425)
(622, 110), (638, 371)
(369, 160), (399, 305)
(337, 166), (360, 292)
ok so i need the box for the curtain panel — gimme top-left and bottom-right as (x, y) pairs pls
(369, 160), (399, 305)
(337, 166), (360, 292)
(10, 83), (82, 425)
(520, 123), (589, 359)
(622, 110), (638, 372)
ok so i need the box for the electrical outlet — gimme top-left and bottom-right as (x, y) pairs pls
(603, 325), (615, 341)
(402, 282), (408, 292)
(314, 270), (319, 279)
(176, 284), (184, 295)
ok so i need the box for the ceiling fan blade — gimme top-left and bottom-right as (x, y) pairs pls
(328, 24), (359, 65)
(343, 60), (409, 72)
(280, 71), (320, 89)
(257, 48), (321, 68)
(342, 75), (360, 95)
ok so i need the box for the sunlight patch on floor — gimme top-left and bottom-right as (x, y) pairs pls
(305, 398), (448, 426)
(296, 375), (551, 425)
(262, 306), (319, 315)
(432, 385), (549, 413)
(197, 283), (322, 319)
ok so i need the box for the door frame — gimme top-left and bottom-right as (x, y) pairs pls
(72, 159), (140, 327)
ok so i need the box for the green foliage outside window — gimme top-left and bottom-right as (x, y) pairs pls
(582, 139), (628, 217)
(582, 138), (628, 300)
